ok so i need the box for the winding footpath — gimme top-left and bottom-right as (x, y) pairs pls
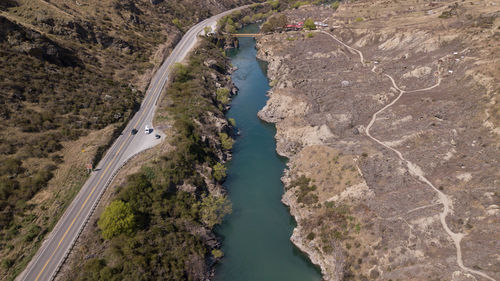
(320, 30), (496, 281)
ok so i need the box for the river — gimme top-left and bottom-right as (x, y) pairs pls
(215, 25), (321, 281)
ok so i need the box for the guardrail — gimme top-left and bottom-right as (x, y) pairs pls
(48, 145), (158, 281)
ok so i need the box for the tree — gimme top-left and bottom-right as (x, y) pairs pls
(304, 18), (316, 30)
(212, 163), (227, 182)
(225, 23), (236, 34)
(172, 63), (191, 83)
(200, 195), (232, 228)
(242, 15), (252, 24)
(216, 88), (230, 104)
(98, 200), (135, 239)
(218, 132), (234, 150)
(260, 14), (288, 33)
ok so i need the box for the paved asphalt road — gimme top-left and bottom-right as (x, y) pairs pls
(17, 6), (247, 281)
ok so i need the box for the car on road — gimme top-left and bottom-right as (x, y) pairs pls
(155, 134), (161, 139)
(131, 128), (138, 135)
(145, 125), (150, 134)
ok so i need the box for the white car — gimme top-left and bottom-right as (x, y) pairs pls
(145, 125), (150, 134)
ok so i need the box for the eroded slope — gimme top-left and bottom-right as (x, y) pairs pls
(257, 1), (500, 280)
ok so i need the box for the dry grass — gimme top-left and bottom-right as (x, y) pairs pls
(0, 125), (115, 280)
(289, 145), (363, 202)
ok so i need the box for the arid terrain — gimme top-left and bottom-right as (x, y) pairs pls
(257, 1), (500, 280)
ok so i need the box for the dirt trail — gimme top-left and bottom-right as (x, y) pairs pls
(320, 30), (496, 281)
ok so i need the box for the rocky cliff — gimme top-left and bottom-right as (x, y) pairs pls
(257, 1), (500, 280)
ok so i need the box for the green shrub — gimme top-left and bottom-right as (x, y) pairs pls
(212, 163), (227, 182)
(212, 249), (224, 258)
(355, 223), (361, 233)
(267, 0), (280, 9)
(331, 1), (339, 10)
(242, 15), (252, 24)
(354, 17), (364, 23)
(251, 13), (264, 22)
(98, 200), (136, 240)
(304, 18), (316, 30)
(228, 118), (236, 127)
(24, 224), (41, 242)
(291, 175), (318, 204)
(2, 259), (13, 270)
(172, 63), (191, 82)
(219, 132), (234, 150)
(204, 26), (212, 35)
(172, 18), (182, 29)
(306, 32), (314, 38)
(216, 88), (230, 104)
(292, 1), (308, 9)
(200, 195), (232, 228)
(225, 23), (237, 34)
(307, 232), (315, 240)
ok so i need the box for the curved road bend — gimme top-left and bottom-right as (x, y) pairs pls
(17, 6), (248, 281)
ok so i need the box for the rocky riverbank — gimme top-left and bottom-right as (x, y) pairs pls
(257, 1), (500, 280)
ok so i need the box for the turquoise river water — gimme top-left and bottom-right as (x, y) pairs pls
(215, 25), (321, 281)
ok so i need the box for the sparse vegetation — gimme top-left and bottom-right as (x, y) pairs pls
(291, 175), (319, 204)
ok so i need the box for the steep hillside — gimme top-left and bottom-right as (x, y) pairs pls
(257, 0), (500, 280)
(0, 0), (253, 279)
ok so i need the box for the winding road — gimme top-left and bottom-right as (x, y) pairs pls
(16, 6), (247, 281)
(320, 30), (496, 281)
